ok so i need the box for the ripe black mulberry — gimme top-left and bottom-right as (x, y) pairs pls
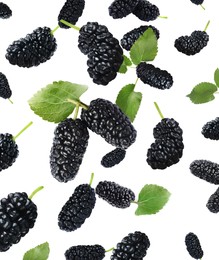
(5, 27), (57, 68)
(101, 148), (126, 168)
(109, 0), (139, 19)
(201, 117), (219, 140)
(0, 2), (12, 19)
(0, 72), (12, 99)
(50, 118), (89, 183)
(190, 0), (204, 5)
(206, 187), (219, 213)
(132, 0), (160, 22)
(185, 232), (204, 259)
(80, 98), (137, 149)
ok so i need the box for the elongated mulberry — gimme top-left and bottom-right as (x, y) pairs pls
(202, 117), (219, 140)
(80, 98), (137, 149)
(5, 27), (57, 68)
(109, 0), (139, 19)
(0, 2), (12, 19)
(0, 72), (12, 99)
(185, 232), (204, 259)
(58, 184), (96, 232)
(132, 0), (160, 22)
(50, 118), (89, 183)
(206, 187), (219, 213)
(101, 148), (126, 168)
(189, 160), (219, 184)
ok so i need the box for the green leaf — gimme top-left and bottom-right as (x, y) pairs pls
(130, 28), (158, 65)
(23, 242), (50, 260)
(135, 184), (171, 215)
(123, 55), (132, 66)
(116, 84), (142, 122)
(119, 64), (128, 74)
(118, 55), (132, 74)
(186, 82), (217, 104)
(214, 68), (219, 87)
(28, 81), (88, 123)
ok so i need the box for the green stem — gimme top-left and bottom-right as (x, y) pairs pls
(200, 4), (205, 10)
(89, 173), (94, 186)
(154, 102), (164, 119)
(8, 98), (13, 104)
(131, 201), (138, 204)
(12, 121), (33, 141)
(60, 19), (80, 31)
(204, 20), (210, 32)
(73, 104), (80, 120)
(67, 98), (88, 110)
(51, 25), (60, 35)
(159, 16), (168, 19)
(105, 247), (114, 253)
(134, 77), (139, 87)
(29, 186), (44, 200)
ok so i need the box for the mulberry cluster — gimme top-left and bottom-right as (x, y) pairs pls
(0, 72), (12, 99)
(132, 0), (160, 22)
(101, 148), (126, 168)
(78, 22), (123, 85)
(0, 133), (19, 172)
(0, 2), (12, 19)
(185, 232), (204, 259)
(201, 117), (219, 140)
(111, 231), (150, 259)
(121, 25), (159, 51)
(147, 118), (184, 169)
(136, 63), (173, 90)
(58, 0), (85, 28)
(96, 181), (135, 208)
(50, 118), (89, 183)
(5, 27), (57, 68)
(189, 160), (219, 184)
(206, 187), (219, 213)
(80, 98), (137, 149)
(65, 245), (105, 260)
(109, 0), (139, 19)
(0, 192), (37, 252)
(58, 184), (96, 232)
(174, 30), (209, 55)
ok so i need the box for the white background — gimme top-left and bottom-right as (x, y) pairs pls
(0, 0), (219, 259)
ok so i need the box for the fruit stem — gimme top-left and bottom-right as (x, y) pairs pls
(200, 4), (205, 10)
(134, 77), (139, 88)
(12, 121), (33, 141)
(131, 201), (138, 204)
(204, 20), (210, 32)
(60, 19), (80, 31)
(67, 98), (88, 110)
(51, 25), (60, 35)
(105, 247), (114, 252)
(159, 16), (168, 19)
(73, 104), (80, 120)
(8, 98), (13, 104)
(29, 186), (44, 200)
(89, 173), (94, 186)
(154, 102), (164, 119)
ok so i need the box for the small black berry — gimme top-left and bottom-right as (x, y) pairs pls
(0, 72), (12, 99)
(201, 117), (219, 140)
(101, 148), (126, 168)
(206, 187), (219, 213)
(132, 0), (160, 22)
(185, 232), (204, 259)
(0, 2), (12, 19)
(109, 0), (139, 19)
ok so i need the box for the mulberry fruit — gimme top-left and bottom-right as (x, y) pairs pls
(206, 187), (219, 213)
(132, 0), (160, 22)
(174, 30), (209, 55)
(65, 245), (105, 260)
(0, 72), (12, 99)
(0, 192), (37, 252)
(58, 183), (96, 232)
(136, 63), (173, 90)
(101, 148), (126, 168)
(50, 118), (89, 183)
(0, 133), (19, 172)
(109, 0), (139, 19)
(189, 160), (219, 184)
(96, 181), (135, 208)
(185, 232), (204, 259)
(111, 231), (150, 259)
(58, 0), (85, 28)
(121, 25), (159, 51)
(190, 0), (204, 5)
(201, 117), (219, 140)
(147, 118), (184, 169)
(80, 98), (137, 149)
(0, 2), (12, 19)
(5, 27), (57, 68)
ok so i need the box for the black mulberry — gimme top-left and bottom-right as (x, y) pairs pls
(58, 184), (96, 232)
(109, 0), (139, 19)
(0, 2), (12, 19)
(0, 192), (37, 252)
(185, 232), (204, 259)
(132, 0), (160, 22)
(5, 27), (57, 68)
(0, 72), (12, 99)
(147, 118), (184, 169)
(190, 0), (204, 5)
(174, 31), (209, 56)
(137, 63), (173, 90)
(201, 117), (219, 140)
(111, 231), (150, 259)
(58, 0), (85, 28)
(121, 25), (159, 51)
(80, 98), (137, 149)
(65, 245), (105, 260)
(206, 187), (219, 213)
(189, 160), (219, 184)
(50, 118), (89, 183)
(0, 133), (19, 172)
(101, 148), (126, 168)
